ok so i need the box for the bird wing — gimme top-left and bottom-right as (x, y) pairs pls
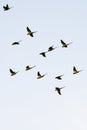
(26, 26), (31, 32)
(60, 86), (65, 89)
(40, 52), (46, 57)
(55, 76), (61, 79)
(10, 69), (15, 73)
(73, 66), (77, 72)
(67, 42), (72, 46)
(6, 4), (9, 8)
(32, 65), (36, 68)
(12, 42), (20, 45)
(55, 87), (61, 95)
(3, 6), (6, 9)
(37, 71), (41, 76)
(61, 40), (66, 45)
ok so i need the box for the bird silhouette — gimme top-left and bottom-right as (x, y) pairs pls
(47, 45), (58, 52)
(3, 4), (12, 11)
(73, 66), (83, 74)
(26, 26), (37, 37)
(9, 69), (19, 76)
(12, 40), (22, 45)
(37, 71), (47, 79)
(55, 87), (65, 95)
(55, 74), (64, 80)
(25, 65), (36, 71)
(39, 52), (47, 57)
(61, 40), (72, 48)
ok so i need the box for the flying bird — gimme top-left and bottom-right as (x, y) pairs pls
(37, 71), (47, 79)
(61, 40), (72, 48)
(3, 4), (12, 11)
(39, 52), (47, 57)
(26, 26), (37, 37)
(73, 66), (83, 74)
(55, 87), (65, 95)
(25, 65), (36, 71)
(55, 74), (64, 80)
(9, 69), (19, 76)
(47, 45), (58, 52)
(12, 40), (22, 45)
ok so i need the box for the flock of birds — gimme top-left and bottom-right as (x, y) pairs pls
(3, 3), (83, 95)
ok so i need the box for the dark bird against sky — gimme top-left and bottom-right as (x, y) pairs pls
(9, 69), (19, 76)
(26, 26), (37, 37)
(55, 74), (64, 80)
(12, 40), (22, 45)
(47, 45), (58, 52)
(37, 71), (47, 79)
(61, 40), (72, 48)
(25, 65), (36, 71)
(73, 66), (83, 74)
(3, 4), (12, 11)
(39, 52), (47, 57)
(55, 87), (65, 95)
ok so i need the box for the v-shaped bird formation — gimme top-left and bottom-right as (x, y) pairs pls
(1, 3), (83, 96)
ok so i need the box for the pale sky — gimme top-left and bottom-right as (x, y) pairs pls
(0, 0), (87, 130)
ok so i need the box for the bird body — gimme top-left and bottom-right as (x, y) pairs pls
(3, 4), (12, 11)
(37, 71), (47, 79)
(48, 46), (57, 52)
(9, 69), (19, 76)
(55, 87), (65, 95)
(73, 66), (83, 74)
(12, 40), (22, 45)
(39, 52), (47, 57)
(55, 74), (64, 80)
(61, 40), (72, 48)
(25, 65), (36, 71)
(26, 26), (37, 37)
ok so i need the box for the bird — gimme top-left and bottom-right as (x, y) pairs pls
(39, 52), (47, 57)
(12, 40), (22, 45)
(9, 69), (19, 76)
(26, 26), (37, 37)
(37, 71), (47, 79)
(73, 66), (83, 74)
(3, 4), (12, 11)
(61, 40), (72, 48)
(55, 74), (64, 80)
(55, 87), (65, 95)
(25, 65), (36, 71)
(47, 45), (58, 52)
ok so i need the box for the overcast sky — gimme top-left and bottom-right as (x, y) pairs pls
(0, 0), (87, 130)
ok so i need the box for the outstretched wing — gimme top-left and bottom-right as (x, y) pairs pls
(55, 87), (61, 95)
(9, 69), (15, 74)
(12, 42), (20, 45)
(61, 40), (66, 45)
(40, 52), (46, 57)
(73, 66), (77, 72)
(3, 6), (6, 9)
(26, 26), (31, 32)
(37, 71), (41, 76)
